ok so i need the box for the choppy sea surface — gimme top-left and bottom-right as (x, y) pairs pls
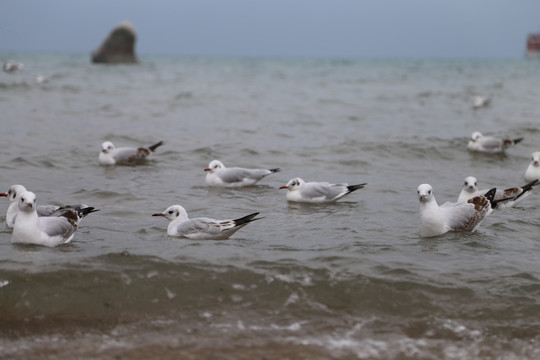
(1, 53), (540, 359)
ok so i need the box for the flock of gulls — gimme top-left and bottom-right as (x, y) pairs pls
(419, 132), (540, 238)
(2, 60), (539, 245)
(2, 140), (368, 247)
(2, 133), (539, 247)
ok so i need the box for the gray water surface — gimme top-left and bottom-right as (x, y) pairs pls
(1, 54), (540, 359)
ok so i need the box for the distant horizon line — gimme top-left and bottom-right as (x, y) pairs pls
(0, 49), (528, 61)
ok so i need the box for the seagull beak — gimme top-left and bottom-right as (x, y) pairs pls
(152, 213), (165, 217)
(279, 186), (288, 189)
(204, 168), (211, 172)
(0, 193), (7, 197)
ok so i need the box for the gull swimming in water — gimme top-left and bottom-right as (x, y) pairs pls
(418, 183), (496, 237)
(204, 160), (280, 187)
(467, 131), (523, 153)
(280, 178), (366, 203)
(99, 140), (164, 165)
(35, 75), (49, 84)
(471, 96), (491, 109)
(152, 205), (261, 240)
(2, 60), (23, 73)
(1, 184), (98, 228)
(457, 176), (538, 209)
(11, 191), (94, 247)
(524, 151), (540, 183)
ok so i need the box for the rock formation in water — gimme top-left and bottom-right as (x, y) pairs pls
(91, 21), (138, 64)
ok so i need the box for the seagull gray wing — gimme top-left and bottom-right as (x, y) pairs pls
(302, 182), (347, 200)
(176, 217), (228, 237)
(478, 137), (503, 151)
(39, 216), (76, 243)
(112, 147), (151, 164)
(440, 203), (477, 231)
(218, 168), (256, 183)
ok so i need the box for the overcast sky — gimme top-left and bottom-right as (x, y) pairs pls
(1, 0), (539, 58)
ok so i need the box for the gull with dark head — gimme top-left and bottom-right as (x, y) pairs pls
(524, 151), (540, 183)
(204, 160), (280, 187)
(280, 178), (366, 203)
(467, 131), (523, 153)
(418, 183), (496, 237)
(457, 176), (538, 209)
(11, 191), (94, 247)
(1, 184), (98, 228)
(99, 140), (164, 165)
(153, 205), (261, 240)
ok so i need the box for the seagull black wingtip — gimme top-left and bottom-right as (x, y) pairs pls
(347, 183), (367, 193)
(148, 141), (164, 152)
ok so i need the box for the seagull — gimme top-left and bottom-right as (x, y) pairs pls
(99, 140), (164, 165)
(204, 160), (280, 187)
(279, 178), (366, 203)
(11, 191), (93, 247)
(1, 184), (98, 228)
(524, 151), (540, 183)
(35, 75), (49, 84)
(471, 96), (491, 109)
(2, 60), (23, 73)
(457, 176), (538, 209)
(152, 205), (261, 240)
(418, 183), (496, 237)
(467, 131), (523, 153)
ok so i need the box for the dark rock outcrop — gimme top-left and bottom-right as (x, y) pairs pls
(91, 21), (138, 64)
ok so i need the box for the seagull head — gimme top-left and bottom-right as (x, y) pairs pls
(470, 131), (483, 142)
(205, 160), (224, 173)
(1, 184), (28, 202)
(417, 184), (434, 203)
(531, 152), (540, 167)
(280, 178), (305, 191)
(18, 191), (36, 212)
(463, 176), (478, 193)
(101, 141), (115, 154)
(152, 205), (188, 222)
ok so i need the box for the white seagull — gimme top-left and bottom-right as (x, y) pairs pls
(467, 131), (523, 153)
(35, 75), (49, 84)
(204, 160), (280, 187)
(457, 176), (538, 209)
(11, 191), (90, 247)
(1, 184), (98, 228)
(418, 183), (496, 237)
(524, 151), (540, 183)
(280, 178), (366, 203)
(471, 96), (491, 109)
(99, 140), (164, 165)
(2, 60), (23, 73)
(152, 205), (261, 240)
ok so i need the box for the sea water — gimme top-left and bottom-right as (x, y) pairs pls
(1, 53), (540, 359)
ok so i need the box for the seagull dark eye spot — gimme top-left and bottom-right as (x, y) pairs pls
(168, 210), (173, 214)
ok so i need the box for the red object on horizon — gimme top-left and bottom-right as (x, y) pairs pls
(527, 33), (540, 56)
